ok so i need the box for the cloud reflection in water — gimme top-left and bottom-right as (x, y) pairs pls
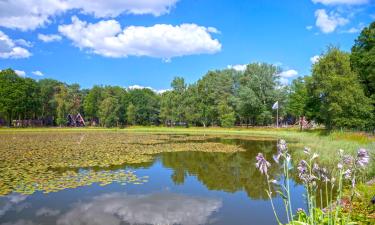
(57, 192), (222, 225)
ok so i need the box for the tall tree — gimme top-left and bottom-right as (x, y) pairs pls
(99, 96), (120, 127)
(83, 85), (103, 123)
(127, 103), (136, 125)
(308, 47), (373, 129)
(233, 63), (280, 126)
(39, 79), (62, 123)
(351, 21), (375, 103)
(286, 77), (308, 119)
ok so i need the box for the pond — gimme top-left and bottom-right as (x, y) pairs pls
(0, 133), (307, 225)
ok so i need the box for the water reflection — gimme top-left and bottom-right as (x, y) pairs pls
(57, 192), (221, 225)
(161, 139), (282, 199)
(0, 136), (307, 225)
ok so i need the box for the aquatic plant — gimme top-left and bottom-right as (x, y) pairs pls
(0, 132), (245, 196)
(255, 140), (371, 225)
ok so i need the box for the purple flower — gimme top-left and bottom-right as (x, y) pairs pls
(277, 139), (287, 153)
(343, 155), (354, 165)
(356, 148), (370, 167)
(256, 153), (271, 176)
(343, 169), (351, 180)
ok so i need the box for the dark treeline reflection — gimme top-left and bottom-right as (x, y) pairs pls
(160, 139), (283, 200)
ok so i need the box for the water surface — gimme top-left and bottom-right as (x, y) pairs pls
(0, 135), (306, 225)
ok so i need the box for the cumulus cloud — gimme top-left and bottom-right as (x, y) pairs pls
(0, 194), (28, 217)
(36, 207), (61, 217)
(227, 64), (247, 72)
(312, 0), (369, 5)
(58, 16), (221, 60)
(315, 9), (349, 33)
(0, 220), (37, 225)
(67, 0), (179, 18)
(0, 0), (69, 31)
(0, 0), (179, 31)
(310, 55), (321, 64)
(278, 69), (298, 78)
(56, 192), (222, 225)
(128, 85), (169, 94)
(32, 71), (44, 76)
(0, 31), (31, 59)
(38, 34), (62, 42)
(14, 70), (26, 77)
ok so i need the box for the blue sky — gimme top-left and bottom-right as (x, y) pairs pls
(0, 0), (374, 91)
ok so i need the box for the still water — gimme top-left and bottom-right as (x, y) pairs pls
(0, 137), (306, 225)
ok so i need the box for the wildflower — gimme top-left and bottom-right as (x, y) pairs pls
(303, 147), (311, 155)
(297, 160), (308, 174)
(356, 148), (369, 167)
(277, 139), (287, 152)
(337, 163), (343, 169)
(273, 153), (281, 164)
(256, 153), (271, 176)
(343, 155), (354, 165)
(297, 208), (305, 213)
(343, 169), (351, 180)
(311, 153), (319, 160)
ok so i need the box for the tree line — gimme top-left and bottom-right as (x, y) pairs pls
(0, 22), (374, 130)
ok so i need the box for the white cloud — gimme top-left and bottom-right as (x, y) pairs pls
(310, 55), (321, 64)
(0, 0), (69, 31)
(67, 0), (179, 18)
(14, 39), (33, 47)
(32, 71), (44, 76)
(36, 207), (61, 217)
(0, 194), (28, 217)
(278, 69), (298, 78)
(57, 192), (222, 225)
(128, 85), (169, 94)
(227, 64), (247, 72)
(38, 34), (62, 42)
(14, 70), (26, 77)
(58, 16), (221, 60)
(312, 0), (368, 5)
(0, 0), (179, 31)
(315, 9), (349, 33)
(306, 25), (313, 30)
(0, 31), (31, 59)
(279, 77), (289, 86)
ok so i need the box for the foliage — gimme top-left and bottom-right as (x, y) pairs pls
(99, 96), (120, 127)
(286, 77), (308, 119)
(351, 21), (375, 104)
(0, 132), (246, 196)
(307, 47), (373, 130)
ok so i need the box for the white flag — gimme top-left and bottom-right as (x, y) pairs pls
(272, 101), (279, 110)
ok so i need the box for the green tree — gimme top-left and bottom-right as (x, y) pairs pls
(127, 103), (136, 125)
(83, 85), (103, 123)
(0, 69), (41, 125)
(218, 101), (236, 127)
(351, 21), (375, 102)
(233, 63), (280, 126)
(128, 88), (160, 125)
(39, 79), (62, 123)
(98, 97), (120, 127)
(308, 47), (373, 129)
(286, 77), (308, 119)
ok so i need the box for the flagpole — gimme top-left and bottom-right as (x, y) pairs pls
(276, 107), (279, 128)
